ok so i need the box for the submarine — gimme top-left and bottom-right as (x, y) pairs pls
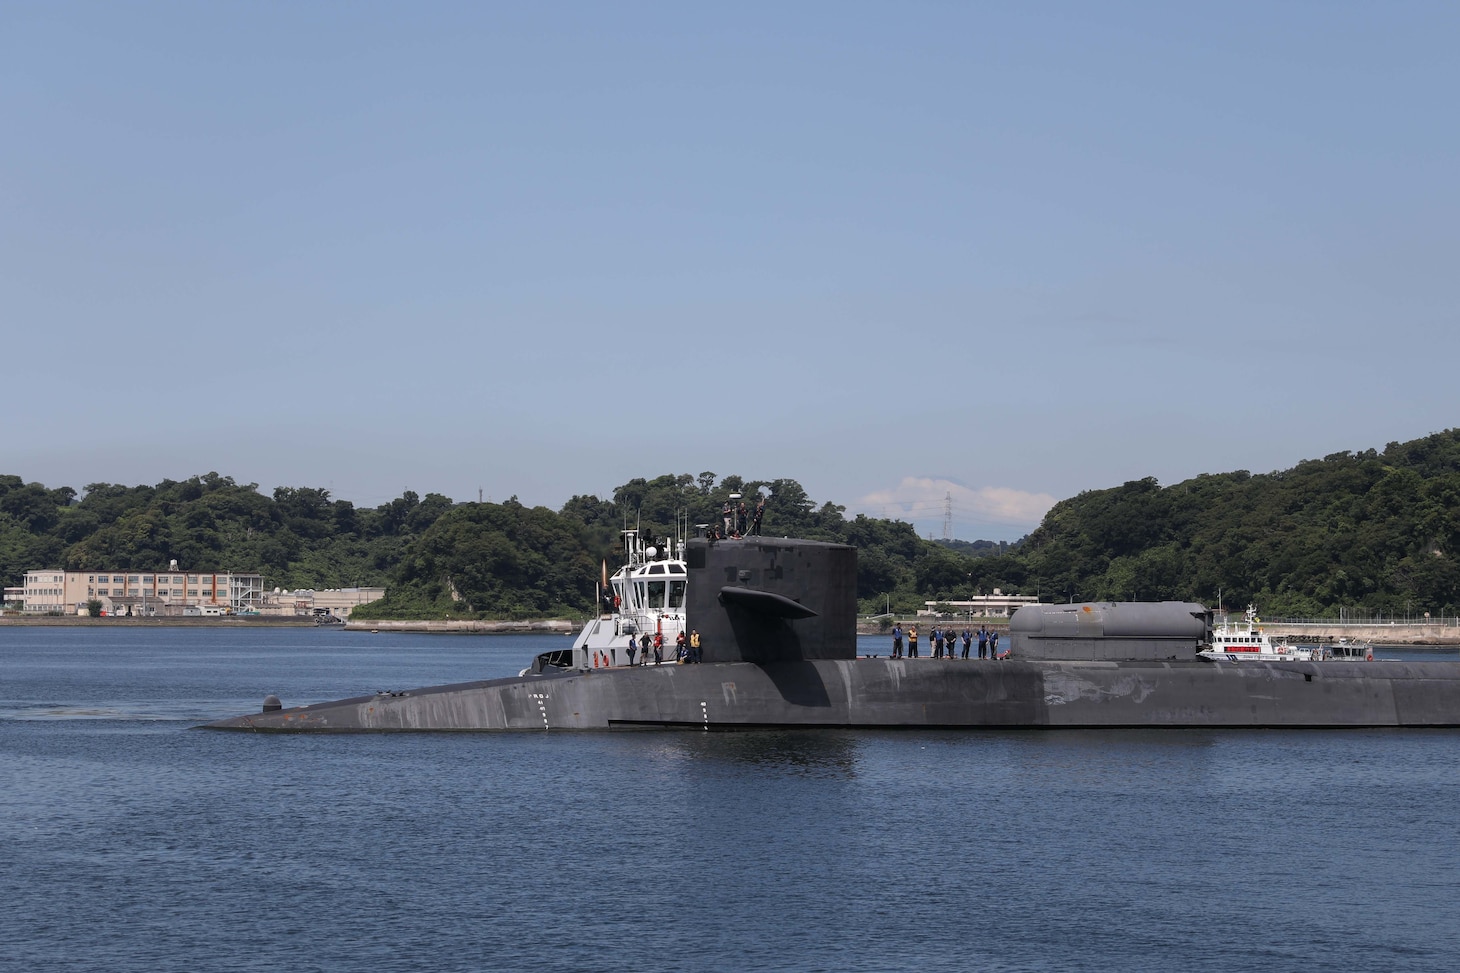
(203, 536), (1460, 731)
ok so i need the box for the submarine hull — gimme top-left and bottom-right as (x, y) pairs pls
(203, 539), (1460, 732)
(202, 657), (1460, 732)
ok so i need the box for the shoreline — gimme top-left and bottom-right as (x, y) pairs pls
(7, 615), (1459, 645)
(0, 615), (579, 634)
(348, 618), (577, 635)
(0, 615), (321, 628)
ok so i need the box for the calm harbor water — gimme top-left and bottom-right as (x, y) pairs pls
(3, 627), (1460, 973)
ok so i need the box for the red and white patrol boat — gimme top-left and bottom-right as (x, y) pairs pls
(1199, 605), (1316, 662)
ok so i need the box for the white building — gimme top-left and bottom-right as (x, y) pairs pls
(920, 588), (1040, 618)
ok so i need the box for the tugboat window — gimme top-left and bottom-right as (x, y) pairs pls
(535, 648), (575, 670)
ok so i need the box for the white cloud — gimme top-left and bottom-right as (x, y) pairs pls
(852, 477), (1057, 538)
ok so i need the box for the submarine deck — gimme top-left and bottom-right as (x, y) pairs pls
(201, 656), (1460, 732)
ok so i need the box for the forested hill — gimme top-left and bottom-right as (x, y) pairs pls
(3, 428), (1459, 619)
(967, 430), (1460, 617)
(0, 472), (926, 617)
(0, 473), (446, 597)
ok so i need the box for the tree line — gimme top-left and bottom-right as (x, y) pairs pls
(3, 428), (1458, 619)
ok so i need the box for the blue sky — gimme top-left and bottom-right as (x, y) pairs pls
(5, 2), (1457, 541)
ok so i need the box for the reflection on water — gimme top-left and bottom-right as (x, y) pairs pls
(663, 728), (864, 778)
(3, 627), (1460, 973)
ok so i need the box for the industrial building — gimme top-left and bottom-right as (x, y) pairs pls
(12, 567), (385, 619)
(17, 566), (267, 616)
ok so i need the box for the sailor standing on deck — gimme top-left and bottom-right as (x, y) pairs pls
(626, 635), (637, 666)
(892, 623), (903, 659)
(908, 625), (919, 658)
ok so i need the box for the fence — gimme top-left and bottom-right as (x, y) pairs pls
(1258, 614), (1460, 628)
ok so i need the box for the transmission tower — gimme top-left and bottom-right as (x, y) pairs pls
(942, 492), (952, 541)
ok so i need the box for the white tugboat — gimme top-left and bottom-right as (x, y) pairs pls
(542, 528), (688, 671)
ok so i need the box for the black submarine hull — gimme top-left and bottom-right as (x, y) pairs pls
(202, 656), (1460, 731)
(203, 537), (1460, 732)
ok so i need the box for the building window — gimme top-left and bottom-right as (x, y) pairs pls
(98, 589), (109, 595)
(142, 575), (153, 583)
(129, 576), (139, 583)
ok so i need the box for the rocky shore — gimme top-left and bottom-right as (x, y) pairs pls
(0, 615), (318, 628)
(346, 618), (577, 635)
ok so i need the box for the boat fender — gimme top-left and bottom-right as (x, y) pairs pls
(1366, 649), (1374, 661)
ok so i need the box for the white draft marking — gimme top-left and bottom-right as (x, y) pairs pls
(529, 692), (550, 729)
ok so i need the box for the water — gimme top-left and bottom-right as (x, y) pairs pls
(3, 627), (1459, 972)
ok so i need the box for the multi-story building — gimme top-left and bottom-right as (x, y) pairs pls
(20, 565), (266, 616)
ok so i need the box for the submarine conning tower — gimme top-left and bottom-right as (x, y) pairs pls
(1008, 601), (1212, 661)
(685, 536), (857, 663)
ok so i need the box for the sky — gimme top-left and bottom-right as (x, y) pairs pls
(4, 2), (1457, 542)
